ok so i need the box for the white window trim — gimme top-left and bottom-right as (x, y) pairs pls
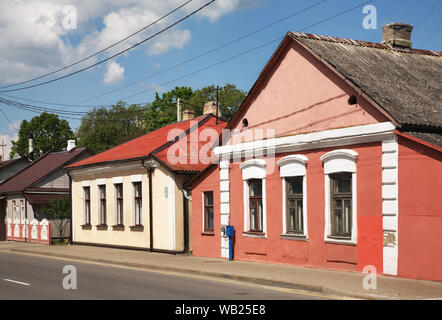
(83, 186), (90, 225)
(114, 183), (123, 225)
(240, 159), (267, 238)
(277, 155), (308, 239)
(98, 184), (106, 225)
(132, 181), (143, 226)
(321, 149), (358, 245)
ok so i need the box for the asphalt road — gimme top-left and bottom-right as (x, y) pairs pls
(0, 251), (332, 300)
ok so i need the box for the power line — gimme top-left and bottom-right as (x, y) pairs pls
(0, 0), (372, 124)
(415, 0), (440, 28)
(0, 0), (194, 90)
(2, 0), (327, 109)
(105, 0), (374, 104)
(0, 106), (19, 134)
(0, 0), (215, 93)
(76, 0), (327, 105)
(417, 21), (442, 47)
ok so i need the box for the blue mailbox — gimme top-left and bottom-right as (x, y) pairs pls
(226, 225), (234, 237)
(225, 225), (234, 261)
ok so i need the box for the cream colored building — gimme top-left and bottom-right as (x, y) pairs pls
(67, 112), (226, 252)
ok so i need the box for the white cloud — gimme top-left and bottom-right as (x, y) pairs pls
(103, 61), (125, 84)
(148, 29), (191, 55)
(0, 131), (19, 161)
(0, 0), (242, 83)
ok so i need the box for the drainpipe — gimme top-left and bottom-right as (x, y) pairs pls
(182, 189), (191, 253)
(142, 160), (155, 251)
(67, 170), (73, 245)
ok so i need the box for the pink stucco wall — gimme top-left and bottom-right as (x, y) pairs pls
(228, 41), (387, 143)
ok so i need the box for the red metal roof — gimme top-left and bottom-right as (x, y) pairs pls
(0, 148), (91, 194)
(155, 116), (227, 172)
(68, 115), (227, 172)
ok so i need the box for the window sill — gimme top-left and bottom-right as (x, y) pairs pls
(243, 231), (266, 238)
(325, 236), (356, 246)
(112, 224), (125, 231)
(96, 224), (108, 231)
(201, 231), (215, 236)
(280, 233), (307, 241)
(130, 225), (144, 232)
(81, 224), (92, 230)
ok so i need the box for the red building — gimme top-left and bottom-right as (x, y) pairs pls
(191, 24), (442, 281)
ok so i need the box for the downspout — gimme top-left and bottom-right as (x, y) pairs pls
(67, 170), (73, 245)
(142, 160), (154, 251)
(24, 197), (27, 242)
(182, 188), (192, 253)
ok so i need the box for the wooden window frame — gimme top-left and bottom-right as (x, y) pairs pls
(285, 177), (303, 234)
(115, 183), (124, 226)
(203, 191), (214, 233)
(248, 179), (263, 233)
(84, 186), (91, 226)
(133, 182), (142, 226)
(330, 173), (352, 238)
(99, 185), (106, 226)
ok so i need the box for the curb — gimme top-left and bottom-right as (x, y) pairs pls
(7, 247), (378, 300)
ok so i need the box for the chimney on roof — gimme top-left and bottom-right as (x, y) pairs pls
(182, 109), (195, 121)
(67, 140), (76, 152)
(381, 22), (413, 49)
(203, 101), (221, 118)
(28, 133), (34, 161)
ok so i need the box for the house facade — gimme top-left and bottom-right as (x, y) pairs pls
(0, 143), (93, 240)
(0, 157), (30, 240)
(67, 112), (226, 252)
(191, 24), (442, 281)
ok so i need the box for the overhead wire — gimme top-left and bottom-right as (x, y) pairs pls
(0, 0), (215, 93)
(0, 0), (194, 90)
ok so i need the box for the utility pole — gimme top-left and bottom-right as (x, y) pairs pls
(0, 139), (5, 162)
(214, 85), (222, 125)
(177, 98), (181, 122)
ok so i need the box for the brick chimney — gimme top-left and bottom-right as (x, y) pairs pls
(203, 101), (221, 118)
(182, 109), (195, 121)
(381, 22), (413, 49)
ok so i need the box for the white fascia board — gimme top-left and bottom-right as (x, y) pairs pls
(214, 122), (396, 156)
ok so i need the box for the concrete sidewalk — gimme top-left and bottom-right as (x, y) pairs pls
(1, 241), (441, 300)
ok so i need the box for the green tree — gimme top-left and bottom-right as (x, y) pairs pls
(187, 84), (246, 122)
(42, 197), (70, 241)
(145, 86), (193, 132)
(10, 112), (75, 159)
(76, 102), (147, 153)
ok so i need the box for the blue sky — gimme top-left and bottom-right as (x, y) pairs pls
(0, 0), (440, 156)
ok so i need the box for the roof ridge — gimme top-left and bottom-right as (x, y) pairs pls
(289, 31), (441, 57)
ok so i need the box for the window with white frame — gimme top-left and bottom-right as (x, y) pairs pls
(320, 149), (358, 244)
(115, 183), (124, 225)
(203, 191), (214, 232)
(83, 186), (91, 225)
(277, 155), (308, 238)
(20, 200), (25, 222)
(12, 200), (19, 221)
(99, 185), (106, 225)
(240, 159), (267, 236)
(133, 182), (142, 226)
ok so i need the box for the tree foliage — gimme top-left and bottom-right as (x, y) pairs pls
(188, 84), (246, 122)
(42, 196), (71, 240)
(10, 112), (75, 159)
(76, 102), (147, 153)
(144, 86), (193, 132)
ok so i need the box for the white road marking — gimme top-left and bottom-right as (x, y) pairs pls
(4, 279), (31, 286)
